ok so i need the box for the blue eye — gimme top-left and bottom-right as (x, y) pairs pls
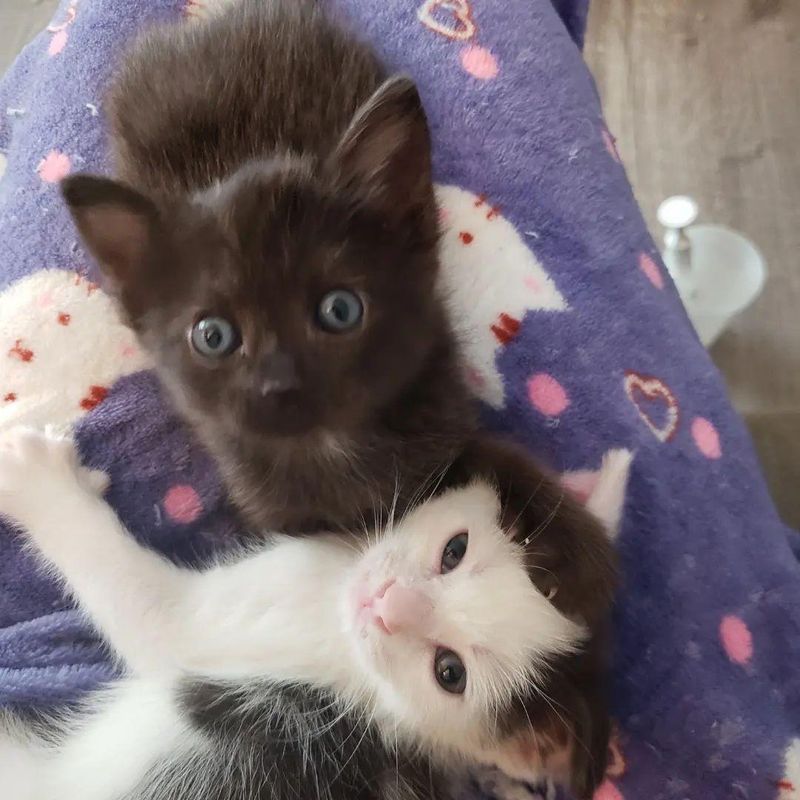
(316, 290), (364, 333)
(440, 531), (468, 574)
(190, 316), (241, 358)
(434, 648), (466, 694)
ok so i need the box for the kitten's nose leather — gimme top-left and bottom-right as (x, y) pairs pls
(258, 352), (299, 394)
(374, 584), (432, 635)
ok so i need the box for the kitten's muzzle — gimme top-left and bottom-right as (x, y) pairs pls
(257, 352), (300, 395)
(362, 579), (433, 636)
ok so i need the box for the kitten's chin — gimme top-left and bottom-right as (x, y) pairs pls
(239, 391), (321, 437)
(243, 421), (353, 459)
(246, 419), (319, 440)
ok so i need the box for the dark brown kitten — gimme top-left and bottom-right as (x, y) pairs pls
(63, 0), (475, 532)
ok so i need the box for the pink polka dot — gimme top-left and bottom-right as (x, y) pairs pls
(692, 417), (722, 459)
(163, 485), (203, 524)
(48, 30), (68, 56)
(638, 252), (664, 289)
(527, 373), (570, 417)
(524, 275), (542, 293)
(594, 780), (623, 800)
(602, 129), (621, 163)
(120, 344), (139, 359)
(460, 45), (499, 80)
(37, 151), (71, 183)
(720, 614), (752, 665)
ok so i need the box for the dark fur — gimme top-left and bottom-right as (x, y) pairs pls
(60, 2), (615, 795)
(2, 685), (448, 800)
(497, 642), (612, 797)
(62, 0), (474, 533)
(150, 680), (448, 800)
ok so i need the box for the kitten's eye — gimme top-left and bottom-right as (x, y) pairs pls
(440, 531), (468, 574)
(316, 290), (364, 333)
(434, 648), (466, 695)
(190, 316), (241, 358)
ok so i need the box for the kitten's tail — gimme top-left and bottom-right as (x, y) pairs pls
(0, 710), (48, 800)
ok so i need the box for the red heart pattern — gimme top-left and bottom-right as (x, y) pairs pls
(624, 371), (679, 442)
(417, 0), (476, 41)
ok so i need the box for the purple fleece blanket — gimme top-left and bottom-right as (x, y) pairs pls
(1, 1), (799, 798)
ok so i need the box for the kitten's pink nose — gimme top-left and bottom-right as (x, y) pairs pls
(374, 583), (432, 635)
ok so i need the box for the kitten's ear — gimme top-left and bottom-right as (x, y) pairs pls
(332, 75), (432, 221)
(584, 449), (633, 539)
(451, 436), (618, 624)
(61, 175), (159, 293)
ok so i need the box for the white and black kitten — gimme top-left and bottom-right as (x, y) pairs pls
(0, 430), (630, 799)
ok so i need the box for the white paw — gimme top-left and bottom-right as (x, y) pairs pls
(0, 427), (108, 530)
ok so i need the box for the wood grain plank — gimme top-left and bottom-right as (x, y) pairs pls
(0, 0), (59, 74)
(586, 0), (800, 413)
(585, 0), (800, 523)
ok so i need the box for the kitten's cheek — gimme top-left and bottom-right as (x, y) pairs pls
(358, 630), (389, 669)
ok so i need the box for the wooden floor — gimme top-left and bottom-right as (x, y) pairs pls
(2, 1), (799, 524)
(0, 0), (58, 74)
(585, 0), (800, 526)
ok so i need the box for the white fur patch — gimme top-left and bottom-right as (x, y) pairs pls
(0, 711), (42, 800)
(49, 680), (195, 800)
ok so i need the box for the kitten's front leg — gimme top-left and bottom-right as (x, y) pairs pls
(0, 429), (318, 680)
(0, 428), (194, 674)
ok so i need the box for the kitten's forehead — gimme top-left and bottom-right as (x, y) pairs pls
(188, 161), (373, 292)
(398, 481), (501, 536)
(204, 160), (344, 239)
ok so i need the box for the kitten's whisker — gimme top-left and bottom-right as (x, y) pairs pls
(387, 467), (401, 533)
(329, 704), (377, 786)
(405, 462), (442, 514)
(402, 456), (456, 540)
(520, 491), (565, 548)
(533, 682), (595, 774)
(506, 475), (547, 538)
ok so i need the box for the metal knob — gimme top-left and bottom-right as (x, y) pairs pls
(657, 195), (699, 293)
